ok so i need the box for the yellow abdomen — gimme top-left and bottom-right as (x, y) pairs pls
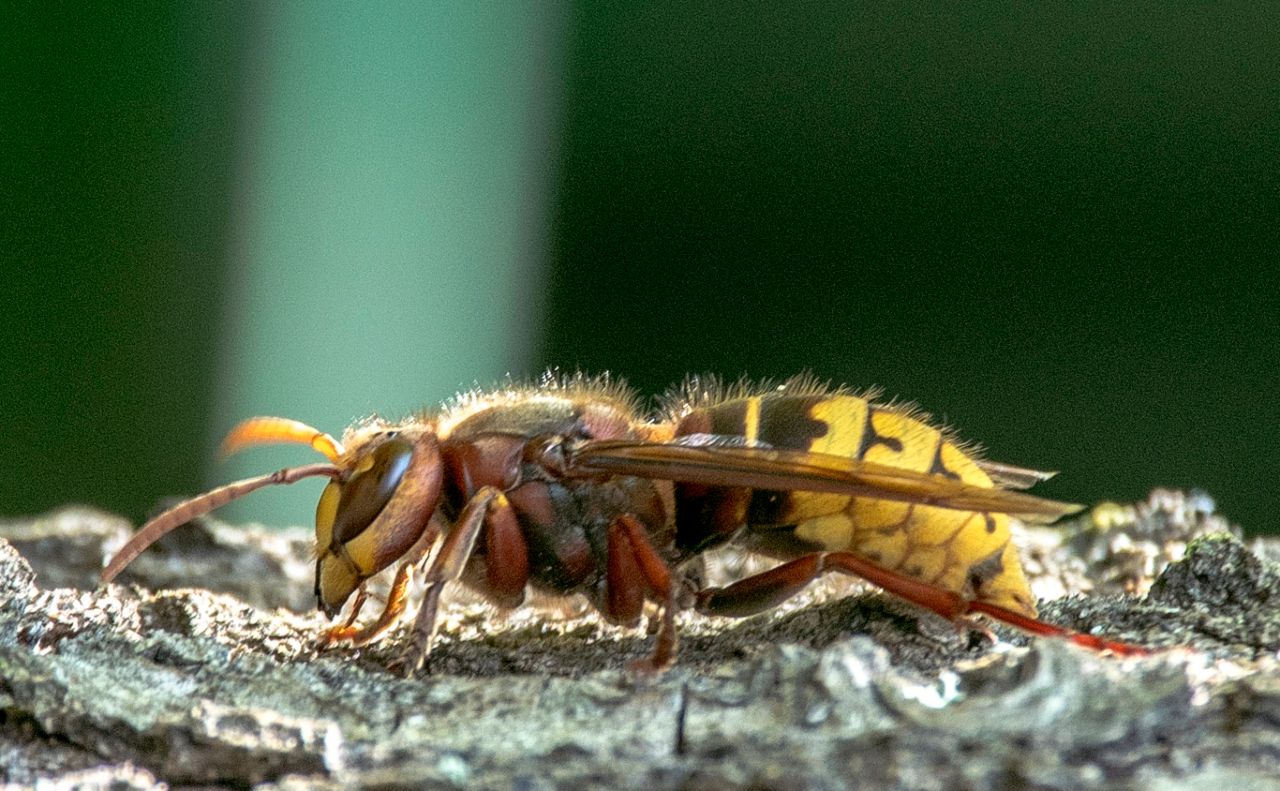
(683, 392), (1037, 617)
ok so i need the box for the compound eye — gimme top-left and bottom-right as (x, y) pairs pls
(328, 438), (414, 547)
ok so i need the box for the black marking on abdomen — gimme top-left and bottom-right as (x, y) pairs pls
(928, 443), (963, 481)
(748, 395), (830, 525)
(707, 399), (749, 438)
(857, 407), (904, 457)
(966, 548), (1007, 594)
(756, 395), (828, 449)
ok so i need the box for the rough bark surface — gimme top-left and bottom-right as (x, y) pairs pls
(1, 491), (1277, 790)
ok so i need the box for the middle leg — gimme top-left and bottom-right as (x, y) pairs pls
(603, 514), (679, 671)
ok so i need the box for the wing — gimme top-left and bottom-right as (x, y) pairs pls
(567, 439), (1081, 522)
(975, 459), (1058, 491)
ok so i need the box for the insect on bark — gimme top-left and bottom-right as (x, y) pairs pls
(102, 375), (1146, 674)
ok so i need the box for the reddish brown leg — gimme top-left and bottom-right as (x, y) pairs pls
(336, 582), (370, 630)
(697, 551), (1148, 656)
(698, 551), (964, 620)
(604, 528), (646, 628)
(605, 514), (678, 672)
(321, 512), (442, 650)
(325, 562), (414, 646)
(397, 487), (523, 676)
(968, 601), (1149, 656)
(481, 492), (529, 608)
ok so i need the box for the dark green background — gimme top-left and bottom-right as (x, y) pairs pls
(5, 4), (1278, 533)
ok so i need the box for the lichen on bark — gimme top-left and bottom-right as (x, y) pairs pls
(0, 491), (1277, 790)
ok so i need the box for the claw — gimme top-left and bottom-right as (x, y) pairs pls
(390, 641), (432, 678)
(955, 615), (998, 646)
(323, 624), (362, 645)
(625, 654), (674, 676)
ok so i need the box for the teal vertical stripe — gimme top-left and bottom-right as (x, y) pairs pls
(215, 2), (564, 526)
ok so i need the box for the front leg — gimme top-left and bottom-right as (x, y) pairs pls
(395, 486), (528, 676)
(323, 563), (414, 646)
(330, 581), (369, 634)
(321, 513), (442, 649)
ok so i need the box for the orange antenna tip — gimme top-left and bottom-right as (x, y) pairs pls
(220, 416), (345, 462)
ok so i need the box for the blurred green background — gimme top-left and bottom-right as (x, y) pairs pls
(4, 3), (1277, 534)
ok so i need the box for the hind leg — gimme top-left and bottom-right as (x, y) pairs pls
(696, 551), (966, 620)
(695, 551), (1147, 656)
